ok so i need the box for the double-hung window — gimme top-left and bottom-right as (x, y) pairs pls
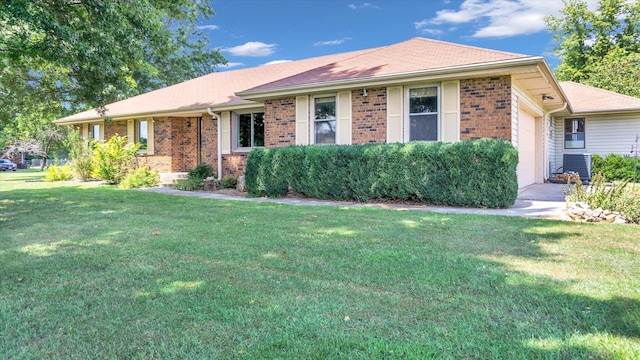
(408, 86), (439, 141)
(136, 119), (148, 152)
(564, 118), (585, 149)
(237, 112), (264, 149)
(314, 96), (336, 144)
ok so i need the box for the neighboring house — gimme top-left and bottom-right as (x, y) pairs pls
(53, 37), (640, 188)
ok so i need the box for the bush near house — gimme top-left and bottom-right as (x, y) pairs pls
(91, 135), (140, 185)
(246, 139), (519, 208)
(119, 166), (160, 189)
(592, 153), (639, 181)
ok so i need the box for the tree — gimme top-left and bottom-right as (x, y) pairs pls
(546, 0), (640, 97)
(0, 0), (226, 121)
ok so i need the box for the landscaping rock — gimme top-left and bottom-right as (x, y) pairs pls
(564, 202), (628, 224)
(236, 175), (246, 192)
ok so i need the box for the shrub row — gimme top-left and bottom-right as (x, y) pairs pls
(592, 153), (640, 181)
(245, 139), (519, 208)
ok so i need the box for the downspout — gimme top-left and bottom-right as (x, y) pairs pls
(543, 102), (568, 180)
(207, 107), (222, 180)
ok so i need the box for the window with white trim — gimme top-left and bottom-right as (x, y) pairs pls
(564, 118), (585, 149)
(236, 112), (264, 149)
(88, 124), (101, 141)
(136, 119), (148, 152)
(408, 86), (439, 141)
(313, 96), (336, 144)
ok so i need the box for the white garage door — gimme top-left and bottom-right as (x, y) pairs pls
(518, 110), (536, 188)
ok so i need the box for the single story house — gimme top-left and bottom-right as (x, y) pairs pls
(54, 37), (640, 188)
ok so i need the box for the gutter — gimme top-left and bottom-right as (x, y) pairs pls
(207, 107), (222, 180)
(543, 102), (568, 180)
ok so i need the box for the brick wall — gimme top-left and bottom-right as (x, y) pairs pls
(352, 87), (387, 144)
(104, 121), (128, 139)
(201, 114), (217, 168)
(460, 76), (512, 141)
(222, 153), (248, 177)
(264, 97), (296, 147)
(170, 117), (199, 172)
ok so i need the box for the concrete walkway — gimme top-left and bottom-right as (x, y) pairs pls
(139, 183), (568, 220)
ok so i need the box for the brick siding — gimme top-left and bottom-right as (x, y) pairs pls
(222, 153), (248, 177)
(459, 76), (512, 141)
(104, 121), (128, 139)
(264, 97), (296, 147)
(170, 117), (199, 172)
(352, 87), (387, 144)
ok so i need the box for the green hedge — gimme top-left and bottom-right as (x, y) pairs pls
(592, 153), (639, 181)
(246, 139), (519, 208)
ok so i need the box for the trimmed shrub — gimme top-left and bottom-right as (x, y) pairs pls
(221, 175), (237, 189)
(188, 162), (214, 180)
(44, 164), (74, 182)
(120, 166), (160, 189)
(592, 153), (639, 181)
(245, 139), (519, 208)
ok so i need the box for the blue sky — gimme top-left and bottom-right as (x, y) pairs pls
(198, 0), (598, 71)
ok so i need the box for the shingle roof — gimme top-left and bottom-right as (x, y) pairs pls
(243, 37), (532, 93)
(54, 37), (538, 123)
(55, 47), (373, 123)
(559, 81), (640, 114)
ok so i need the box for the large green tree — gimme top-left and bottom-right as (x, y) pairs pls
(546, 0), (640, 97)
(0, 0), (226, 149)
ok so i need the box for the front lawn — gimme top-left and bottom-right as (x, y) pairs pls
(1, 170), (639, 359)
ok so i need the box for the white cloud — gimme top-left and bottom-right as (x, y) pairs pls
(419, 28), (444, 37)
(415, 0), (599, 39)
(348, 3), (378, 10)
(313, 37), (352, 46)
(219, 62), (245, 68)
(196, 24), (220, 30)
(222, 42), (277, 57)
(262, 60), (293, 66)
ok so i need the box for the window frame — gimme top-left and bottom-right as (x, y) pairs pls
(311, 94), (337, 145)
(563, 117), (586, 149)
(234, 110), (265, 151)
(87, 123), (101, 142)
(405, 84), (440, 142)
(136, 119), (148, 153)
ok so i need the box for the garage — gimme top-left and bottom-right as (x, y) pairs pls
(517, 109), (537, 188)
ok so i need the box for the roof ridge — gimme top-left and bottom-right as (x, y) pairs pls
(411, 36), (532, 58)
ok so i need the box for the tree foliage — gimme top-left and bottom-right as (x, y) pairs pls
(0, 0), (226, 150)
(546, 0), (640, 97)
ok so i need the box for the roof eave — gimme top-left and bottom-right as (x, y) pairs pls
(236, 57), (548, 100)
(570, 108), (640, 116)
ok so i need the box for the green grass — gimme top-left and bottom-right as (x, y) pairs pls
(1, 170), (639, 359)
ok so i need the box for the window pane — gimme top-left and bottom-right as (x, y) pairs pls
(253, 112), (265, 147)
(92, 124), (100, 141)
(410, 87), (438, 114)
(238, 114), (252, 148)
(315, 120), (336, 144)
(564, 118), (585, 149)
(315, 96), (336, 120)
(410, 114), (438, 141)
(138, 120), (148, 150)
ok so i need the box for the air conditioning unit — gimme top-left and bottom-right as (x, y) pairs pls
(563, 153), (592, 181)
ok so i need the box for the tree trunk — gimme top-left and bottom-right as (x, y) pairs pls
(40, 156), (47, 171)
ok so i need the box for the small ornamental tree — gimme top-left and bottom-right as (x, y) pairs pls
(92, 135), (140, 184)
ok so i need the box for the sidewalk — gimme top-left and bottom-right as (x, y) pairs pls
(139, 183), (568, 220)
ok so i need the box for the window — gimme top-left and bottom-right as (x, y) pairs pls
(88, 124), (101, 141)
(314, 96), (336, 144)
(236, 112), (264, 149)
(137, 119), (148, 152)
(564, 118), (585, 149)
(408, 86), (438, 141)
